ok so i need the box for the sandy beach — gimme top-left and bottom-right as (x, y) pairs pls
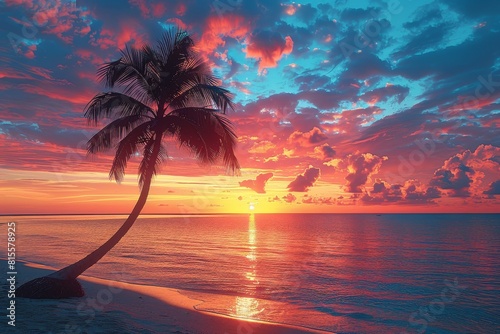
(3, 260), (331, 334)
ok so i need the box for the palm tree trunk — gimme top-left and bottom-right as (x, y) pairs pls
(48, 139), (161, 281)
(48, 175), (153, 280)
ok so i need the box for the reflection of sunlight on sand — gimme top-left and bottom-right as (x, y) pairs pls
(236, 213), (264, 318)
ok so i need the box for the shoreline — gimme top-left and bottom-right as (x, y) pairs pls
(3, 259), (332, 333)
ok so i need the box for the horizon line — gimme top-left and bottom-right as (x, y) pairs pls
(1, 212), (499, 216)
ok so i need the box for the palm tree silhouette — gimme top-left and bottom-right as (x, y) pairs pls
(17, 28), (240, 298)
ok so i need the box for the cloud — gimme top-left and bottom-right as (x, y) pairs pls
(288, 127), (328, 147)
(403, 180), (441, 203)
(287, 166), (320, 192)
(94, 24), (148, 50)
(313, 143), (336, 160)
(268, 195), (281, 202)
(301, 194), (334, 205)
(430, 145), (500, 197)
(129, 0), (166, 18)
(344, 153), (387, 193)
(483, 180), (500, 195)
(6, 0), (92, 44)
(239, 173), (273, 193)
(430, 164), (474, 197)
(248, 140), (275, 154)
(372, 180), (386, 193)
(245, 30), (293, 71)
(197, 15), (250, 55)
(362, 180), (441, 204)
(282, 193), (297, 203)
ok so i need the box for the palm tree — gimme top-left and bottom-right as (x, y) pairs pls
(17, 28), (240, 299)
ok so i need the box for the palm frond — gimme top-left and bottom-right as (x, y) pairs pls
(169, 84), (234, 113)
(109, 121), (153, 183)
(84, 92), (154, 125)
(87, 115), (148, 154)
(87, 27), (239, 184)
(160, 107), (240, 174)
(96, 46), (153, 104)
(157, 29), (193, 69)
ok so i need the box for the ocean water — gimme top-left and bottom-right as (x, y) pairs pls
(1, 213), (499, 333)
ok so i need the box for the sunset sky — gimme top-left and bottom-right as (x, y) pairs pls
(1, 0), (499, 214)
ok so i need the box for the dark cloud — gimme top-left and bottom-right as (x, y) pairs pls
(394, 23), (453, 60)
(362, 180), (441, 204)
(430, 164), (474, 197)
(404, 182), (441, 202)
(483, 180), (500, 195)
(314, 144), (336, 160)
(442, 0), (500, 19)
(340, 7), (380, 22)
(341, 52), (393, 80)
(372, 180), (386, 193)
(429, 145), (500, 197)
(344, 153), (387, 193)
(239, 172), (273, 193)
(287, 166), (320, 192)
(294, 74), (331, 91)
(403, 7), (443, 31)
(396, 27), (500, 80)
(359, 84), (409, 104)
(245, 30), (293, 71)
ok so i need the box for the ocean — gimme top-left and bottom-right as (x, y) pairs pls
(1, 213), (499, 333)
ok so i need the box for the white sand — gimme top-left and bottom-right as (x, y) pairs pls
(3, 260), (333, 333)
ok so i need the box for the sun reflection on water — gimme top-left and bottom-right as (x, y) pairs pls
(235, 213), (264, 318)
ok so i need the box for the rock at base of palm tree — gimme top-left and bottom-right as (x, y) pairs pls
(17, 276), (84, 299)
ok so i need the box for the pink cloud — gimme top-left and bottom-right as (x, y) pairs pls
(94, 24), (148, 50)
(197, 15), (250, 56)
(282, 193), (297, 203)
